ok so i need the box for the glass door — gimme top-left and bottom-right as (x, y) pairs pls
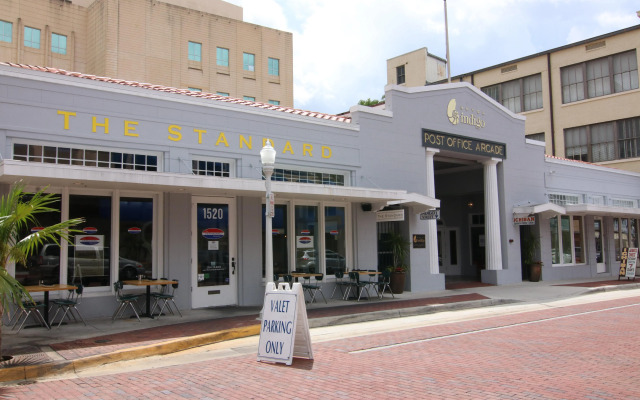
(192, 197), (236, 308)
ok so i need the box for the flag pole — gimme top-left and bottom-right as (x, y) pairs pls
(444, 0), (451, 83)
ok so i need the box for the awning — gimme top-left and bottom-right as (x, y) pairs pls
(0, 160), (436, 206)
(564, 204), (640, 217)
(512, 202), (566, 219)
(385, 192), (440, 213)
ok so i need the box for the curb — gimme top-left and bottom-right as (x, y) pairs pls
(1, 325), (261, 383)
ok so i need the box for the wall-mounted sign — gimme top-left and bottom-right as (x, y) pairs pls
(446, 98), (486, 129)
(422, 129), (506, 159)
(376, 209), (405, 222)
(412, 234), (426, 248)
(514, 216), (535, 225)
(420, 209), (440, 220)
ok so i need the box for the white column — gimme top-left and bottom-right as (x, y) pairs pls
(425, 148), (440, 274)
(483, 158), (502, 270)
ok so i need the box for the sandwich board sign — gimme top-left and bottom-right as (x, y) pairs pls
(257, 282), (313, 365)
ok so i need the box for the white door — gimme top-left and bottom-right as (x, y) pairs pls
(192, 197), (237, 308)
(594, 217), (606, 273)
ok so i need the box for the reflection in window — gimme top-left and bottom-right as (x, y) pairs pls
(120, 198), (153, 279)
(324, 206), (346, 276)
(295, 205), (318, 272)
(262, 204), (288, 277)
(549, 215), (585, 265)
(69, 195), (112, 287)
(16, 197), (61, 285)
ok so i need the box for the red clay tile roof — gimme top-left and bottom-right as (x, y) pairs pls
(0, 62), (351, 124)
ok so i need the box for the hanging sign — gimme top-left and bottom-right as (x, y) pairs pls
(420, 209), (440, 220)
(258, 282), (313, 366)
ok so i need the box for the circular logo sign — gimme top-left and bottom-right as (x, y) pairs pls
(79, 236), (101, 245)
(128, 227), (142, 234)
(83, 227), (98, 234)
(202, 228), (225, 240)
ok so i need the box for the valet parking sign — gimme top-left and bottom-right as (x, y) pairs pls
(257, 282), (313, 365)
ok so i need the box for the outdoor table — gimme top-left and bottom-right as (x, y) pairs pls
(23, 283), (77, 325)
(123, 279), (177, 318)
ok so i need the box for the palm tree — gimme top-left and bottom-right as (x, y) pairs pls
(0, 183), (83, 360)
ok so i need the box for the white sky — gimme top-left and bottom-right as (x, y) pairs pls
(225, 0), (640, 115)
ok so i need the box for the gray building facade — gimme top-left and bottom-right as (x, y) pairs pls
(1, 62), (639, 319)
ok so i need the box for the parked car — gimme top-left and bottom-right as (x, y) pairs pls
(28, 244), (145, 284)
(296, 249), (346, 275)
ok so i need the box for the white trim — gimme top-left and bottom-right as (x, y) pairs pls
(513, 202), (566, 219)
(565, 204), (640, 217)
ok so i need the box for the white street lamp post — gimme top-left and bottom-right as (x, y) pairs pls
(260, 140), (276, 284)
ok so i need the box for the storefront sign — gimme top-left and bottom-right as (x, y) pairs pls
(258, 282), (313, 366)
(446, 98), (487, 129)
(413, 234), (426, 248)
(420, 209), (440, 220)
(422, 129), (506, 159)
(376, 209), (405, 222)
(514, 216), (535, 225)
(620, 247), (638, 278)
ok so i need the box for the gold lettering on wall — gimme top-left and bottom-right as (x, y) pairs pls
(124, 120), (139, 137)
(92, 117), (109, 134)
(168, 125), (182, 141)
(55, 110), (334, 159)
(57, 110), (76, 130)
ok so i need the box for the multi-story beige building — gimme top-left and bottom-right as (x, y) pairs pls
(388, 25), (640, 173)
(0, 0), (293, 106)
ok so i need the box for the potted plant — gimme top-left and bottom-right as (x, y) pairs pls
(386, 232), (410, 294)
(521, 229), (542, 282)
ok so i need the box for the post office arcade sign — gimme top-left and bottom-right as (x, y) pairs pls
(422, 129), (506, 159)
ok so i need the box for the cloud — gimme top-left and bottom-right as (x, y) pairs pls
(223, 0), (640, 115)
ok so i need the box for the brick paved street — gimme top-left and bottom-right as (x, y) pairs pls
(2, 295), (640, 399)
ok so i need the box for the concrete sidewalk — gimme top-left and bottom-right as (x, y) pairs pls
(1, 277), (639, 383)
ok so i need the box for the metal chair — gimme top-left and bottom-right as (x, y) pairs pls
(378, 269), (395, 299)
(12, 292), (50, 333)
(112, 281), (141, 322)
(150, 280), (182, 318)
(283, 274), (294, 288)
(331, 270), (349, 299)
(364, 270), (380, 298)
(302, 274), (326, 304)
(50, 284), (86, 327)
(345, 271), (370, 301)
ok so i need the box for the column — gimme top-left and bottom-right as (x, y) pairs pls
(425, 148), (440, 274)
(483, 158), (502, 270)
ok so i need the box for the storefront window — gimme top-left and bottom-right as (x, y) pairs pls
(15, 196), (61, 285)
(550, 217), (560, 264)
(614, 218), (621, 261)
(573, 217), (584, 263)
(550, 215), (584, 265)
(295, 205), (318, 273)
(324, 206), (346, 276)
(262, 204), (288, 277)
(614, 218), (639, 261)
(69, 195), (112, 287)
(119, 198), (153, 279)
